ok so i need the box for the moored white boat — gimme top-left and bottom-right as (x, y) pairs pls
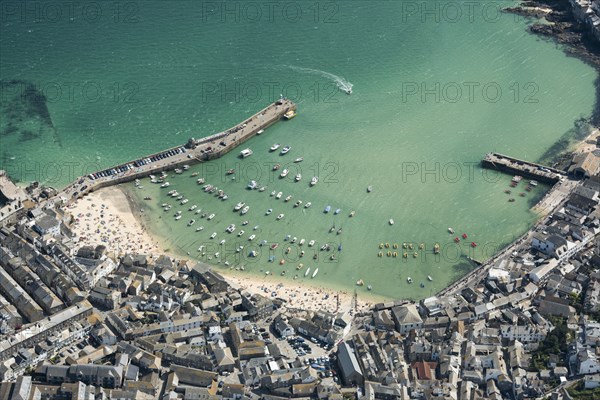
(310, 176), (318, 186)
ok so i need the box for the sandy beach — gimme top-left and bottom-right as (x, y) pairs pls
(572, 127), (600, 154)
(66, 185), (381, 313)
(67, 186), (161, 256)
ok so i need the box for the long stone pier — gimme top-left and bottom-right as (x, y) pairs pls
(481, 152), (566, 184)
(56, 99), (296, 203)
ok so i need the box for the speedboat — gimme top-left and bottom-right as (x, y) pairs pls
(226, 224), (236, 233)
(407, 277), (413, 284)
(189, 205), (197, 211)
(277, 214), (284, 220)
(291, 237), (297, 243)
(247, 180), (258, 190)
(334, 208), (341, 215)
(248, 234), (255, 241)
(294, 157), (303, 163)
(226, 169), (235, 175)
(299, 238), (305, 245)
(310, 176), (318, 186)
(181, 199), (189, 205)
(259, 186), (266, 192)
(270, 190), (276, 196)
(448, 227), (454, 234)
(196, 226), (204, 232)
(276, 192), (283, 199)
(188, 219), (195, 226)
(241, 206), (250, 215)
(295, 174), (302, 182)
(210, 232), (217, 239)
(324, 205), (331, 213)
(234, 202), (245, 211)
(266, 208), (273, 215)
(294, 200), (302, 207)
(308, 240), (315, 247)
(270, 143), (281, 151)
(280, 145), (291, 155)
(427, 275), (433, 281)
(257, 129), (264, 135)
(283, 110), (296, 120)
(175, 215), (182, 220)
(242, 220), (249, 225)
(349, 211), (355, 217)
(196, 178), (205, 184)
(273, 164), (281, 171)
(238, 230), (245, 237)
(160, 182), (170, 188)
(207, 214), (215, 220)
(280, 169), (289, 178)
(389, 219), (394, 225)
(285, 195), (292, 202)
(305, 202), (312, 208)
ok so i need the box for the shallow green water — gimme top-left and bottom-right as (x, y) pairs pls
(1, 1), (597, 299)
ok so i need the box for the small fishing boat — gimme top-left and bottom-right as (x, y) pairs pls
(189, 205), (197, 211)
(242, 220), (249, 225)
(294, 157), (303, 163)
(434, 243), (440, 254)
(291, 237), (297, 243)
(248, 234), (256, 241)
(338, 244), (342, 251)
(188, 219), (195, 226)
(448, 227), (454, 234)
(234, 202), (245, 211)
(196, 226), (204, 232)
(367, 285), (372, 290)
(454, 237), (460, 242)
(305, 202), (312, 208)
(237, 230), (245, 237)
(266, 208), (273, 215)
(226, 169), (235, 175)
(330, 225), (336, 233)
(356, 279), (364, 286)
(280, 145), (291, 155)
(276, 192), (283, 199)
(277, 214), (284, 220)
(296, 263), (304, 270)
(367, 185), (372, 193)
(294, 200), (302, 207)
(334, 208), (341, 215)
(308, 240), (315, 247)
(389, 219), (394, 225)
(285, 195), (292, 202)
(462, 233), (468, 239)
(257, 129), (264, 135)
(337, 227), (342, 235)
(175, 215), (182, 220)
(407, 277), (413, 284)
(270, 190), (276, 196)
(210, 232), (217, 239)
(471, 242), (477, 247)
(312, 268), (319, 278)
(310, 176), (318, 186)
(324, 205), (331, 213)
(273, 164), (281, 171)
(280, 169), (289, 178)
(305, 267), (311, 277)
(295, 174), (302, 182)
(196, 178), (205, 184)
(428, 275), (433, 281)
(299, 238), (305, 245)
(349, 211), (355, 217)
(241, 206), (250, 215)
(259, 186), (266, 192)
(207, 214), (215, 220)
(270, 243), (279, 250)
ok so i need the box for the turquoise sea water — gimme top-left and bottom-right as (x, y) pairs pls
(1, 1), (597, 299)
